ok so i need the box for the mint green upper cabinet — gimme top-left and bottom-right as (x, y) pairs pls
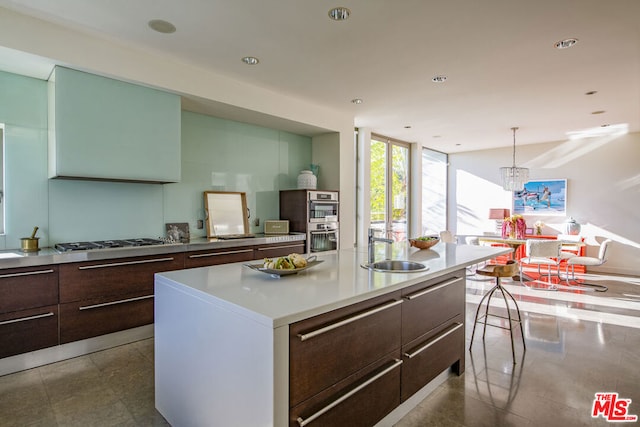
(48, 67), (181, 183)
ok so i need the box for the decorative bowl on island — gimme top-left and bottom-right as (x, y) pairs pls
(409, 236), (440, 250)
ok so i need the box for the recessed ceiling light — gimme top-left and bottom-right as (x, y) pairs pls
(148, 19), (176, 34)
(241, 56), (259, 65)
(431, 75), (447, 83)
(554, 38), (578, 49)
(351, 98), (363, 104)
(328, 7), (350, 21)
(591, 110), (606, 115)
(432, 135), (442, 138)
(585, 91), (597, 95)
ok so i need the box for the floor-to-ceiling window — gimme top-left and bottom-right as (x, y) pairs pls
(421, 147), (447, 235)
(370, 134), (410, 241)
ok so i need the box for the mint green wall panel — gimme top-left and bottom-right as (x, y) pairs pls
(164, 111), (312, 237)
(4, 126), (49, 248)
(0, 71), (48, 249)
(0, 70), (47, 128)
(50, 67), (180, 182)
(49, 180), (164, 243)
(280, 131), (316, 189)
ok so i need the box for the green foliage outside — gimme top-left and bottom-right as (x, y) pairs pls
(370, 140), (408, 224)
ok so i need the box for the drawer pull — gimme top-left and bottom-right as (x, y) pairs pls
(0, 269), (55, 279)
(404, 276), (462, 300)
(403, 322), (463, 359)
(296, 358), (403, 426)
(189, 249), (253, 258)
(298, 299), (403, 341)
(257, 244), (304, 251)
(0, 311), (54, 326)
(78, 257), (174, 270)
(79, 294), (154, 310)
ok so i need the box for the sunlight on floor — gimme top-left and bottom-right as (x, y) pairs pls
(467, 271), (640, 329)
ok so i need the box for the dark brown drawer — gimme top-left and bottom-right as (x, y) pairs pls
(290, 352), (401, 427)
(254, 242), (306, 260)
(185, 247), (254, 268)
(59, 290), (154, 343)
(289, 291), (402, 407)
(0, 266), (58, 314)
(401, 315), (465, 401)
(59, 254), (184, 303)
(0, 305), (59, 358)
(401, 272), (464, 345)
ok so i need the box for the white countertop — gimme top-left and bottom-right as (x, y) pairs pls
(0, 233), (306, 270)
(155, 242), (511, 328)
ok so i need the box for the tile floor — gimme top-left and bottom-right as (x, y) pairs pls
(0, 271), (638, 427)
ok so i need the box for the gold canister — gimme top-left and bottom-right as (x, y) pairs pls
(21, 237), (40, 252)
(21, 226), (40, 252)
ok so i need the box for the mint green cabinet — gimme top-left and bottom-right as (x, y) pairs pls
(48, 67), (180, 183)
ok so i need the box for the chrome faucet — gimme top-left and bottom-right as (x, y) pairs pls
(368, 228), (393, 264)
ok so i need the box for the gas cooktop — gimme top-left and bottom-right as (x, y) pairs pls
(55, 238), (166, 252)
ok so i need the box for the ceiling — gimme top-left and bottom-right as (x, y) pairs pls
(1, 0), (639, 153)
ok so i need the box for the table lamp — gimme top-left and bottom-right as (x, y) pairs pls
(489, 208), (510, 234)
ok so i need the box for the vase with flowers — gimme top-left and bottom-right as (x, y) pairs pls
(502, 214), (526, 239)
(534, 220), (544, 235)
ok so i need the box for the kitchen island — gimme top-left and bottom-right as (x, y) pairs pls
(154, 242), (510, 427)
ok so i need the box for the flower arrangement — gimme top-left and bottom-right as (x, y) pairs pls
(534, 220), (544, 235)
(502, 214), (526, 239)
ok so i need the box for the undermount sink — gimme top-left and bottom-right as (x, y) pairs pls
(361, 260), (428, 273)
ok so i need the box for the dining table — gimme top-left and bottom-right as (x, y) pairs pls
(476, 235), (587, 285)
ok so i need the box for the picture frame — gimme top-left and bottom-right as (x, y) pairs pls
(166, 222), (190, 243)
(204, 191), (250, 237)
(513, 179), (567, 216)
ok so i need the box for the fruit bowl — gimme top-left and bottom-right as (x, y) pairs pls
(409, 236), (440, 250)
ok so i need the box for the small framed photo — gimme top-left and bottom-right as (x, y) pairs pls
(166, 222), (190, 243)
(525, 227), (534, 235)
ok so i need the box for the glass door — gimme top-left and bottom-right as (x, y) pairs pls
(370, 135), (410, 241)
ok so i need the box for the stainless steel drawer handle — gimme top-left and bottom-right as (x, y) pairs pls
(79, 294), (154, 311)
(404, 276), (462, 300)
(189, 249), (253, 258)
(0, 311), (54, 326)
(403, 322), (463, 359)
(257, 244), (304, 251)
(297, 299), (403, 341)
(0, 269), (55, 279)
(296, 358), (403, 426)
(78, 257), (174, 270)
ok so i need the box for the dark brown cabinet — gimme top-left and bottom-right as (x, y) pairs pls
(254, 242), (306, 260)
(59, 254), (184, 343)
(0, 266), (59, 358)
(289, 292), (402, 425)
(290, 352), (402, 427)
(185, 247), (254, 269)
(400, 271), (465, 401)
(289, 271), (466, 424)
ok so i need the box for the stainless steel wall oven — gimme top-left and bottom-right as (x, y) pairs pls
(280, 189), (339, 254)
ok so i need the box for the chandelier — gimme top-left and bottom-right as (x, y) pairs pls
(500, 127), (529, 191)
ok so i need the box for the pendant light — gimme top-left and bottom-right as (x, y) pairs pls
(500, 127), (529, 191)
